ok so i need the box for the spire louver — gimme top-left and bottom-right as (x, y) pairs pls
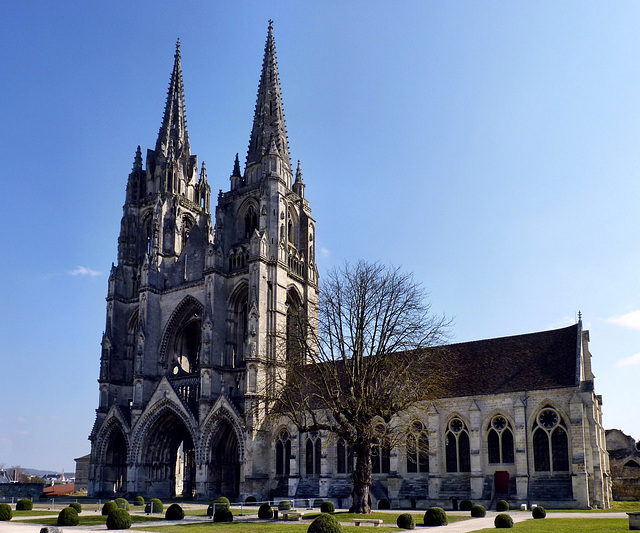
(156, 39), (190, 159)
(246, 21), (291, 171)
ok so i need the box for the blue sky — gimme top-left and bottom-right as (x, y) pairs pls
(1, 1), (639, 472)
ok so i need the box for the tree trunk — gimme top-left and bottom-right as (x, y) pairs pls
(351, 441), (372, 514)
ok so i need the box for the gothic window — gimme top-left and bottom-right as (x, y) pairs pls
(406, 421), (429, 473)
(286, 290), (305, 363)
(445, 417), (471, 473)
(337, 438), (354, 474)
(226, 285), (248, 366)
(487, 415), (515, 464)
(275, 429), (291, 477)
(624, 460), (640, 468)
(306, 435), (322, 475)
(371, 438), (391, 474)
(533, 407), (570, 472)
(244, 205), (258, 238)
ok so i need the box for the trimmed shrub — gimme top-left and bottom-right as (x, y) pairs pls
(278, 500), (292, 511)
(133, 496), (145, 506)
(208, 497), (230, 516)
(115, 498), (129, 510)
(496, 500), (509, 512)
(495, 513), (514, 528)
(0, 503), (12, 521)
(471, 504), (486, 518)
(459, 499), (473, 511)
(245, 496), (257, 504)
(258, 503), (273, 519)
(424, 507), (448, 527)
(377, 498), (390, 510)
(102, 501), (118, 516)
(307, 513), (342, 533)
(397, 513), (416, 529)
(213, 509), (233, 522)
(165, 503), (184, 520)
(321, 501), (335, 513)
(145, 498), (163, 514)
(69, 501), (82, 513)
(16, 499), (33, 511)
(57, 507), (79, 526)
(532, 506), (546, 519)
(106, 508), (132, 529)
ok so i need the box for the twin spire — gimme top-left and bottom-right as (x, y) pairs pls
(154, 22), (293, 183)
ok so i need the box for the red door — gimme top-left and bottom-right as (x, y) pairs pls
(495, 471), (509, 494)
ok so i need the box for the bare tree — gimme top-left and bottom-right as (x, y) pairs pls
(265, 260), (453, 514)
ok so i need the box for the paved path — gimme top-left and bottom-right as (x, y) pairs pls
(0, 510), (630, 532)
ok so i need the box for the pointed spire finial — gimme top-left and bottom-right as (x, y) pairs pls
(295, 160), (303, 183)
(245, 21), (291, 171)
(232, 153), (241, 177)
(133, 146), (143, 171)
(578, 311), (582, 322)
(156, 39), (190, 158)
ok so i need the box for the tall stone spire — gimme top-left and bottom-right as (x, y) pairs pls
(246, 21), (290, 171)
(156, 39), (190, 159)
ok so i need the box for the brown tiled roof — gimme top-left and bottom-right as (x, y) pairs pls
(436, 323), (580, 398)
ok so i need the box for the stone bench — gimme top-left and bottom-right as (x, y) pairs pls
(353, 518), (383, 527)
(628, 512), (640, 530)
(282, 511), (303, 520)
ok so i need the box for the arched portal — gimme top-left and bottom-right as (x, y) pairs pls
(103, 429), (128, 494)
(207, 421), (241, 499)
(139, 410), (196, 498)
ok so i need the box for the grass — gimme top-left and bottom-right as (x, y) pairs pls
(469, 517), (629, 532)
(138, 523), (397, 533)
(22, 514), (161, 526)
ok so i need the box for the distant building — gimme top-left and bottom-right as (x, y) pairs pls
(74, 454), (90, 492)
(87, 21), (611, 509)
(606, 429), (640, 500)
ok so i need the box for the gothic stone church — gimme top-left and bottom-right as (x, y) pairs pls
(88, 23), (611, 509)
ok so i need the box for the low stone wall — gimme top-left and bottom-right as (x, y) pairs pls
(0, 483), (44, 501)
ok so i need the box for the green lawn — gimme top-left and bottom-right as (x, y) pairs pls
(470, 518), (629, 533)
(22, 514), (161, 526)
(138, 523), (397, 533)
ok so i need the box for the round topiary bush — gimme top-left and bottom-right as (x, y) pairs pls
(213, 509), (233, 522)
(115, 498), (129, 510)
(377, 498), (390, 510)
(16, 499), (33, 511)
(69, 501), (82, 513)
(459, 499), (473, 511)
(424, 507), (448, 527)
(278, 500), (292, 511)
(106, 508), (132, 530)
(165, 503), (184, 520)
(102, 501), (118, 516)
(57, 507), (79, 526)
(258, 503), (273, 519)
(320, 501), (335, 513)
(471, 504), (486, 518)
(307, 513), (342, 533)
(495, 513), (514, 528)
(133, 496), (145, 506)
(496, 500), (509, 512)
(145, 498), (163, 514)
(207, 497), (231, 516)
(245, 496), (257, 505)
(397, 513), (416, 529)
(532, 506), (546, 519)
(0, 503), (12, 521)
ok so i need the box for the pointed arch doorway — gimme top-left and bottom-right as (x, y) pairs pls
(103, 429), (128, 494)
(139, 409), (196, 498)
(207, 421), (241, 499)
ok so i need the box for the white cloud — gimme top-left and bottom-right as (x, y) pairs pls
(320, 247), (331, 258)
(616, 352), (640, 367)
(607, 310), (640, 330)
(68, 266), (101, 277)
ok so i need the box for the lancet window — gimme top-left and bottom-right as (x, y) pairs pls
(445, 417), (471, 473)
(487, 415), (515, 464)
(372, 438), (391, 474)
(306, 435), (322, 475)
(337, 438), (354, 474)
(532, 407), (569, 472)
(275, 429), (291, 477)
(406, 420), (429, 473)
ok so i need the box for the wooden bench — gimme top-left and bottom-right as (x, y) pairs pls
(353, 518), (383, 527)
(282, 511), (303, 520)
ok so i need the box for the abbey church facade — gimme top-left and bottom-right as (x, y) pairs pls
(88, 23), (611, 509)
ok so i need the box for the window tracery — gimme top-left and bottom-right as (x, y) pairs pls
(337, 438), (354, 474)
(407, 420), (429, 473)
(306, 434), (322, 475)
(445, 417), (471, 472)
(275, 429), (291, 477)
(533, 407), (569, 472)
(487, 415), (514, 464)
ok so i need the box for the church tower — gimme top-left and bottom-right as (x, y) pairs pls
(88, 22), (318, 500)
